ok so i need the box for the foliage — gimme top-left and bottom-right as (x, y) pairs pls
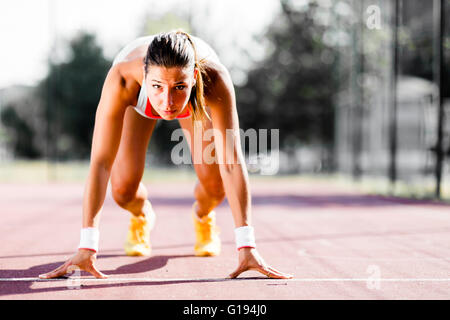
(0, 104), (40, 158)
(37, 32), (111, 160)
(235, 0), (339, 153)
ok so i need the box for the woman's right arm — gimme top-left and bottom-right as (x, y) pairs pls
(82, 65), (132, 228)
(39, 65), (134, 279)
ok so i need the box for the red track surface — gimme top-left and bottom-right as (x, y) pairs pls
(0, 179), (449, 299)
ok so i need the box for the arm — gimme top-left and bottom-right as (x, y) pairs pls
(207, 67), (250, 229)
(207, 66), (293, 279)
(39, 64), (134, 279)
(82, 65), (132, 228)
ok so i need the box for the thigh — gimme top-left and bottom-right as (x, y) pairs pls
(178, 117), (223, 188)
(111, 107), (157, 190)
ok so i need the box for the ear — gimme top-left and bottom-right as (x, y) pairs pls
(193, 68), (198, 81)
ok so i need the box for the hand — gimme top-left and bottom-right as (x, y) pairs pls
(228, 248), (293, 279)
(39, 249), (108, 279)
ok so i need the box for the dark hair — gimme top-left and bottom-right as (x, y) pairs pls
(144, 30), (210, 123)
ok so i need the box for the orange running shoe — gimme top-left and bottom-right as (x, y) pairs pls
(192, 201), (221, 257)
(124, 200), (156, 256)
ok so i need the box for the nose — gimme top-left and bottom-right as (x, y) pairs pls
(162, 91), (174, 110)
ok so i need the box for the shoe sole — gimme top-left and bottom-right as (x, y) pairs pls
(125, 250), (151, 256)
(195, 251), (220, 257)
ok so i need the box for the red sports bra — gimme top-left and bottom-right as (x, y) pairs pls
(144, 98), (192, 119)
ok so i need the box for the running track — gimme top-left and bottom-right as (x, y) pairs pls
(0, 178), (449, 299)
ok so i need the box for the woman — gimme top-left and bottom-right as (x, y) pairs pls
(39, 31), (292, 280)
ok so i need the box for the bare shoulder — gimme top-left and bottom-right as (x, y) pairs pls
(104, 59), (142, 105)
(203, 60), (234, 105)
(203, 60), (235, 109)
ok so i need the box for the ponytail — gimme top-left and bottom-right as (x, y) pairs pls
(175, 30), (211, 125)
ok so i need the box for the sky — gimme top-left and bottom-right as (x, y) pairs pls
(0, 0), (281, 89)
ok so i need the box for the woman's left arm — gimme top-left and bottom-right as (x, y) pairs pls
(207, 65), (293, 279)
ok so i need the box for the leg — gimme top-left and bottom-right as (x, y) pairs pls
(110, 107), (157, 216)
(111, 107), (157, 256)
(178, 117), (224, 256)
(178, 118), (225, 218)
(193, 175), (225, 218)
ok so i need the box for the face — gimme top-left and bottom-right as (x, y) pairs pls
(145, 66), (196, 120)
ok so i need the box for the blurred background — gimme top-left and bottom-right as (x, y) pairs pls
(0, 0), (449, 200)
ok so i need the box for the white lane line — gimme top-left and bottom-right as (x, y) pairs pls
(302, 256), (450, 262)
(297, 251), (450, 262)
(1, 277), (450, 283)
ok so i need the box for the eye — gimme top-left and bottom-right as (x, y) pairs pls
(175, 85), (186, 90)
(152, 84), (161, 89)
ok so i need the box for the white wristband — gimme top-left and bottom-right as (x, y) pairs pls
(78, 228), (99, 252)
(234, 226), (256, 250)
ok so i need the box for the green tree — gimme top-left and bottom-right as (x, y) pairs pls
(0, 104), (40, 159)
(37, 32), (111, 160)
(236, 0), (339, 169)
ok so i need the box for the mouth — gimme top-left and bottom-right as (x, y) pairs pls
(161, 109), (177, 115)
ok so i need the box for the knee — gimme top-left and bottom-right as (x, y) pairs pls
(112, 182), (138, 208)
(197, 179), (225, 202)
